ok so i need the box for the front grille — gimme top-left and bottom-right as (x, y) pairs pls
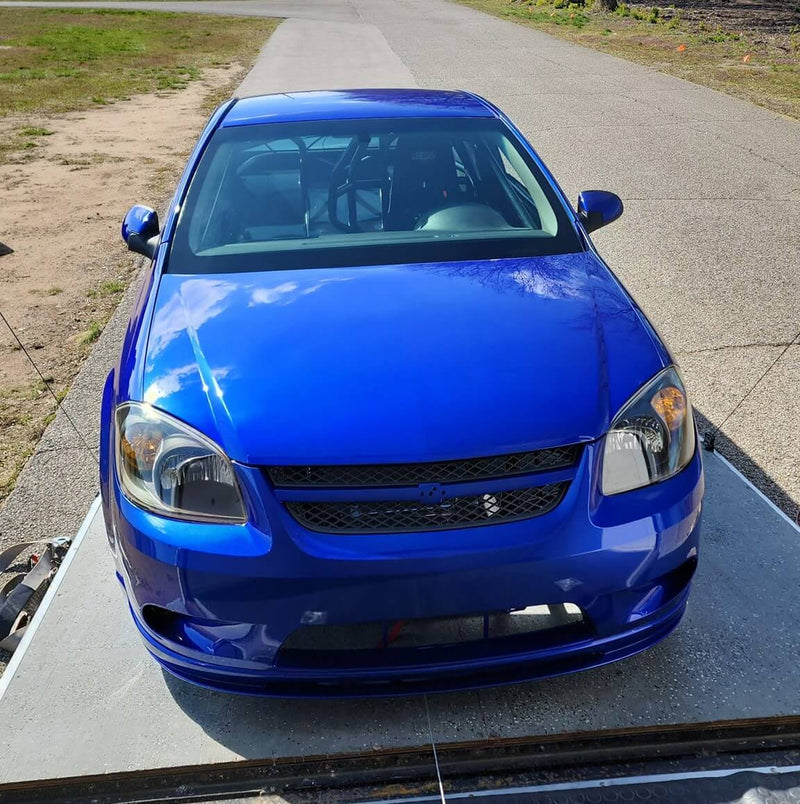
(285, 482), (567, 533)
(267, 445), (580, 488)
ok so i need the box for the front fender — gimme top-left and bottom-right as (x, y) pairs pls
(100, 368), (115, 541)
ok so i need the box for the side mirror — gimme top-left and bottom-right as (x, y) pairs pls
(121, 205), (160, 259)
(577, 191), (624, 234)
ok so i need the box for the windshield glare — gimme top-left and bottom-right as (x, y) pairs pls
(168, 118), (582, 272)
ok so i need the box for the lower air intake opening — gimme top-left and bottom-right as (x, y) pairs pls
(277, 604), (592, 670)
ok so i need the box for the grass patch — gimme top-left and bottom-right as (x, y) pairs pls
(100, 279), (126, 294)
(452, 0), (800, 120)
(1, 123), (57, 161)
(78, 321), (103, 345)
(0, 9), (278, 118)
(29, 286), (64, 296)
(0, 8), (276, 164)
(0, 380), (57, 504)
(19, 125), (54, 136)
(87, 279), (126, 298)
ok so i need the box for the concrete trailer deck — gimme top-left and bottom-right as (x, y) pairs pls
(0, 451), (798, 786)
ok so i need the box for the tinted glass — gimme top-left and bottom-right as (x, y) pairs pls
(168, 117), (582, 273)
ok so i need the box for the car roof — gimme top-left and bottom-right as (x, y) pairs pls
(221, 89), (497, 127)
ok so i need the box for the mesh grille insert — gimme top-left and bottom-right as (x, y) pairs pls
(267, 446), (580, 488)
(286, 482), (568, 533)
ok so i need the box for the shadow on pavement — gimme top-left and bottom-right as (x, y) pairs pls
(693, 408), (799, 524)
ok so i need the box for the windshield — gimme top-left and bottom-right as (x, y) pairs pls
(167, 117), (582, 273)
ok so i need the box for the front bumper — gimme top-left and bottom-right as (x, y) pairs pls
(105, 443), (703, 696)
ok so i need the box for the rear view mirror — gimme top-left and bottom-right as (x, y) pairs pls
(577, 191), (624, 234)
(122, 205), (160, 259)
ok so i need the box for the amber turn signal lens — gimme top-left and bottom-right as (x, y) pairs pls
(120, 424), (163, 471)
(651, 386), (687, 431)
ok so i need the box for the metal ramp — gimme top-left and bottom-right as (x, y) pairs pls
(0, 451), (798, 800)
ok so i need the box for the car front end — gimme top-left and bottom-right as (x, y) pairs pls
(105, 433), (701, 696)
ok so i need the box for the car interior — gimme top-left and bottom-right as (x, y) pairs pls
(186, 125), (559, 254)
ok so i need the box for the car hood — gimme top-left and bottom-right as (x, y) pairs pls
(142, 254), (667, 465)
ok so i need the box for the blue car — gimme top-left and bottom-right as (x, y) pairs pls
(100, 89), (703, 696)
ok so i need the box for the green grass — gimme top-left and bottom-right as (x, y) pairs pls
(100, 279), (126, 294)
(29, 286), (64, 296)
(0, 380), (57, 504)
(0, 9), (278, 117)
(87, 279), (126, 298)
(18, 125), (54, 136)
(78, 321), (103, 345)
(0, 8), (277, 163)
(452, 0), (800, 120)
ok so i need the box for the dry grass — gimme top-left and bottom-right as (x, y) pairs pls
(453, 0), (800, 120)
(0, 8), (276, 116)
(0, 380), (60, 503)
(0, 8), (277, 162)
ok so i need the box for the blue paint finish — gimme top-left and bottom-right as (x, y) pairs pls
(140, 253), (665, 465)
(111, 449), (701, 694)
(102, 90), (704, 695)
(121, 204), (159, 244)
(99, 370), (114, 502)
(138, 600), (690, 697)
(115, 253), (161, 407)
(222, 89), (495, 128)
(578, 190), (624, 233)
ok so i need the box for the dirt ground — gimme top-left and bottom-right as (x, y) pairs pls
(662, 0), (800, 36)
(0, 64), (247, 503)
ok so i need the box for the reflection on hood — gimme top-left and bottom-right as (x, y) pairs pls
(142, 254), (665, 464)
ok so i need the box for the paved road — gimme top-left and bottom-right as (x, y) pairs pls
(1, 0), (797, 522)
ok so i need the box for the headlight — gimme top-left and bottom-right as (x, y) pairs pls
(115, 402), (245, 522)
(601, 367), (696, 496)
